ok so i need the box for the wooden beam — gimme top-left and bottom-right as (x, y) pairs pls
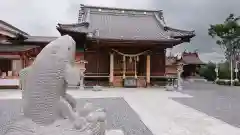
(89, 41), (175, 48)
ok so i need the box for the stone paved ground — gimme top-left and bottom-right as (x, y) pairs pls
(78, 98), (153, 135)
(1, 88), (240, 135)
(0, 97), (152, 135)
(172, 82), (240, 128)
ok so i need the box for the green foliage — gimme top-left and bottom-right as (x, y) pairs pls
(199, 61), (239, 81)
(199, 62), (216, 81)
(208, 14), (240, 60)
(218, 62), (231, 79)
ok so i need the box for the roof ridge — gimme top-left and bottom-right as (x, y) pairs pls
(89, 11), (154, 17)
(166, 26), (194, 33)
(0, 20), (29, 36)
(153, 12), (167, 28)
(58, 22), (89, 28)
(80, 4), (162, 12)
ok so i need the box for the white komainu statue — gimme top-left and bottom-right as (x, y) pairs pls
(4, 35), (107, 135)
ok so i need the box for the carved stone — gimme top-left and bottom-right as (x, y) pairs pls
(3, 35), (113, 135)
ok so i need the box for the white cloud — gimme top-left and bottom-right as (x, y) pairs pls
(81, 0), (117, 7)
(199, 52), (225, 63)
(0, 0), (153, 36)
(0, 0), (239, 57)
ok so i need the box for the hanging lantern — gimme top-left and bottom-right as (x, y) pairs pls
(129, 57), (132, 63)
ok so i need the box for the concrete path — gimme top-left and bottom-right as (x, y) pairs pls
(1, 88), (240, 135)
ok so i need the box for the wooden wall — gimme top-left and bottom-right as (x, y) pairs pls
(150, 49), (165, 76)
(84, 44), (166, 77)
(85, 50), (97, 75)
(84, 48), (109, 76)
(137, 55), (146, 76)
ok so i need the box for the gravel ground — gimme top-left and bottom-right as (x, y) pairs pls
(172, 82), (240, 128)
(0, 97), (152, 135)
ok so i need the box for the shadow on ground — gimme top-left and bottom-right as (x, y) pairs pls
(172, 82), (240, 128)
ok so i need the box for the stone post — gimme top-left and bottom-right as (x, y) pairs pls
(235, 61), (239, 81)
(215, 63), (219, 82)
(146, 55), (150, 86)
(79, 68), (86, 90)
(177, 62), (184, 90)
(230, 55), (233, 86)
(78, 60), (88, 90)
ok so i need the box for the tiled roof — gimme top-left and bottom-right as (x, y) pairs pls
(0, 44), (39, 52)
(180, 52), (205, 65)
(0, 20), (29, 37)
(24, 36), (57, 43)
(57, 4), (195, 43)
(57, 23), (90, 33)
(165, 27), (195, 38)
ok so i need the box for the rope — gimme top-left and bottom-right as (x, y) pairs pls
(112, 49), (149, 57)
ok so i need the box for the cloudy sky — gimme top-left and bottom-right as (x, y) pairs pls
(1, 0), (239, 63)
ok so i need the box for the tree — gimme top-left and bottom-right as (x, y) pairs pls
(199, 62), (216, 81)
(208, 14), (240, 60)
(208, 14), (240, 85)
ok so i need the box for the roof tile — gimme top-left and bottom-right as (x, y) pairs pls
(57, 4), (195, 42)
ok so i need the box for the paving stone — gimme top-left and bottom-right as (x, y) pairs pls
(0, 98), (153, 135)
(173, 82), (240, 128)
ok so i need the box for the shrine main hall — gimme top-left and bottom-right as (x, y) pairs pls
(57, 5), (195, 87)
(0, 4), (195, 87)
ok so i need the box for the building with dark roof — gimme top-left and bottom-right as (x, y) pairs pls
(180, 51), (205, 78)
(0, 20), (29, 39)
(0, 5), (196, 87)
(57, 4), (195, 87)
(165, 51), (205, 79)
(0, 21), (53, 79)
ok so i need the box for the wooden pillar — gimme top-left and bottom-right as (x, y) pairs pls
(109, 53), (114, 86)
(20, 54), (25, 69)
(134, 57), (137, 78)
(123, 56), (126, 79)
(146, 55), (151, 86)
(25, 55), (29, 67)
